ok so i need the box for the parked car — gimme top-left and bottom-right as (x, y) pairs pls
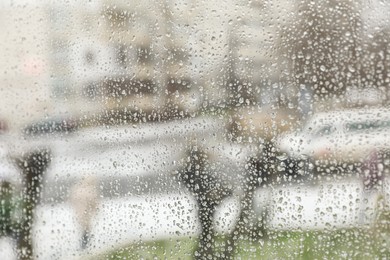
(276, 107), (390, 175)
(23, 118), (78, 137)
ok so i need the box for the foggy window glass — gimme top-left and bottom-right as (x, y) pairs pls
(1, 0), (390, 259)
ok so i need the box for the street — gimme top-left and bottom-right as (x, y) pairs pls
(1, 117), (389, 259)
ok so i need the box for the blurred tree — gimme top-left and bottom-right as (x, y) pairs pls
(280, 0), (363, 99)
(177, 148), (232, 260)
(361, 28), (390, 103)
(15, 149), (51, 260)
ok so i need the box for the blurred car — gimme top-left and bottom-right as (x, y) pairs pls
(225, 106), (301, 183)
(277, 107), (390, 174)
(23, 118), (78, 137)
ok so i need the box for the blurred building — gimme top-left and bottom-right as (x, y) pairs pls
(1, 0), (389, 132)
(0, 1), (52, 132)
(228, 0), (297, 107)
(48, 1), (106, 115)
(47, 0), (203, 122)
(0, 0), (300, 131)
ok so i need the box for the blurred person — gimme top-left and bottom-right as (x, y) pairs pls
(69, 176), (99, 249)
(0, 119), (8, 135)
(362, 149), (383, 191)
(360, 149), (385, 225)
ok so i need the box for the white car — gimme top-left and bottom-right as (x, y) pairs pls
(277, 108), (390, 173)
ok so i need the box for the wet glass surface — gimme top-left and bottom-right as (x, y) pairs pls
(1, 0), (390, 259)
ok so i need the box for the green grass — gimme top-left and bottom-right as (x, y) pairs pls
(99, 237), (196, 260)
(99, 227), (390, 260)
(99, 199), (390, 259)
